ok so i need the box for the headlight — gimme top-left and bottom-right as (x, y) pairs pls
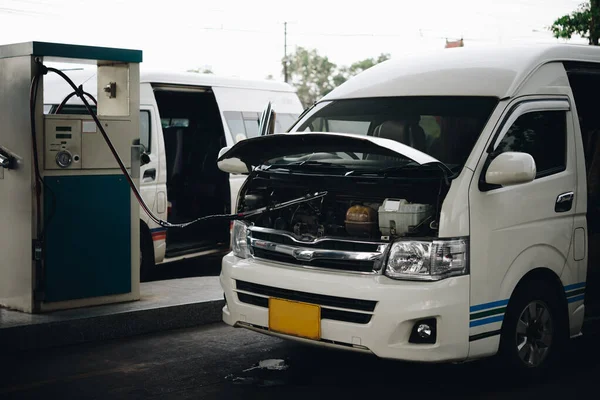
(385, 238), (468, 281)
(231, 220), (251, 259)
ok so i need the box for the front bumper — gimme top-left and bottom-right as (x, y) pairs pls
(220, 253), (470, 362)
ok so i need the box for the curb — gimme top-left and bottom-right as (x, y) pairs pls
(0, 299), (225, 353)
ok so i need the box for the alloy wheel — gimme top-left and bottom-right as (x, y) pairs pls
(515, 300), (553, 368)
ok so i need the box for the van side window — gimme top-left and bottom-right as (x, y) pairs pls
(140, 110), (151, 153)
(225, 111), (261, 140)
(493, 110), (567, 178)
(243, 112), (260, 138)
(224, 111), (246, 138)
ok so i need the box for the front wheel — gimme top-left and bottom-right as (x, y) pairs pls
(497, 280), (567, 377)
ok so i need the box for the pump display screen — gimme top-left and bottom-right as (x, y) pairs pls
(56, 133), (72, 139)
(56, 126), (72, 132)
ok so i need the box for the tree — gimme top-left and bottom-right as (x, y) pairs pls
(286, 46), (339, 107)
(549, 1), (600, 45)
(285, 47), (391, 107)
(187, 66), (214, 74)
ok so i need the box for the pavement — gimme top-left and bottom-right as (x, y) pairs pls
(0, 275), (224, 353)
(1, 322), (599, 399)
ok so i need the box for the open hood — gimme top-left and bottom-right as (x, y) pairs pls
(217, 131), (441, 167)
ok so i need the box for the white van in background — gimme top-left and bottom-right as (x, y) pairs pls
(43, 70), (304, 278)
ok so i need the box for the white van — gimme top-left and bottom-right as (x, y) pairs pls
(43, 70), (304, 278)
(217, 44), (600, 375)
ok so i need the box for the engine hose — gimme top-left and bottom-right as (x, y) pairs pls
(37, 62), (326, 228)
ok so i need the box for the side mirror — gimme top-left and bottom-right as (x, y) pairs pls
(485, 152), (536, 186)
(218, 146), (230, 159)
(140, 152), (151, 166)
(133, 138), (150, 166)
(217, 146), (249, 174)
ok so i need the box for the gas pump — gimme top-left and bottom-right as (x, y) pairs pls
(0, 41), (328, 314)
(0, 42), (142, 313)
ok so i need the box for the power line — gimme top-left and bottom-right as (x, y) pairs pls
(0, 3), (60, 18)
(0, 7), (50, 16)
(3, 0), (55, 6)
(0, 8), (561, 45)
(189, 24), (559, 42)
(0, 4), (556, 41)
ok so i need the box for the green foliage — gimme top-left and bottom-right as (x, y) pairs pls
(285, 47), (390, 107)
(285, 47), (338, 108)
(549, 1), (600, 45)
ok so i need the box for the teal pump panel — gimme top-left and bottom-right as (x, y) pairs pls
(43, 175), (132, 302)
(0, 41), (142, 313)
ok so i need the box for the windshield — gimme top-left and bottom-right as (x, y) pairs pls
(284, 96), (498, 172)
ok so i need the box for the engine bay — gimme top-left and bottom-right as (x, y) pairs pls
(238, 171), (447, 242)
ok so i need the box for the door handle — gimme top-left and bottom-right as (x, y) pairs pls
(143, 168), (156, 182)
(555, 191), (574, 213)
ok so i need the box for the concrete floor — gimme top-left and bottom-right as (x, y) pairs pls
(0, 276), (223, 353)
(1, 322), (599, 399)
(0, 256), (225, 353)
(0, 277), (222, 329)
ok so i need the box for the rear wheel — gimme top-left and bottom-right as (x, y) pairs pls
(498, 280), (566, 377)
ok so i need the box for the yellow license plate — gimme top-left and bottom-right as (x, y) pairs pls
(268, 298), (321, 340)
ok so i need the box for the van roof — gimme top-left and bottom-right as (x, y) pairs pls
(322, 43), (600, 101)
(42, 68), (297, 103)
(140, 70), (297, 92)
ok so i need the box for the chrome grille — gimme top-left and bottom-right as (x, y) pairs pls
(247, 226), (389, 274)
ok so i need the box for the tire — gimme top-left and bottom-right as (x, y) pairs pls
(140, 229), (155, 282)
(497, 280), (567, 378)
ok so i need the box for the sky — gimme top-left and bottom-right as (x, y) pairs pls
(0, 0), (590, 81)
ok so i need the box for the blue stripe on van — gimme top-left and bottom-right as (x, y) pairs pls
(469, 299), (509, 313)
(568, 294), (585, 304)
(469, 281), (587, 337)
(564, 282), (586, 292)
(469, 315), (504, 328)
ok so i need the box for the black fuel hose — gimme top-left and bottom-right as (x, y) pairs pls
(36, 61), (326, 228)
(55, 88), (97, 114)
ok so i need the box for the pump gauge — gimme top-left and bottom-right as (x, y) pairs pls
(55, 150), (73, 168)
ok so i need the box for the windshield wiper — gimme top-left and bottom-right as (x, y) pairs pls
(344, 162), (420, 176)
(287, 160), (343, 166)
(262, 160), (349, 171)
(346, 161), (457, 185)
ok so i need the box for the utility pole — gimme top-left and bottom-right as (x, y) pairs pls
(283, 21), (288, 83)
